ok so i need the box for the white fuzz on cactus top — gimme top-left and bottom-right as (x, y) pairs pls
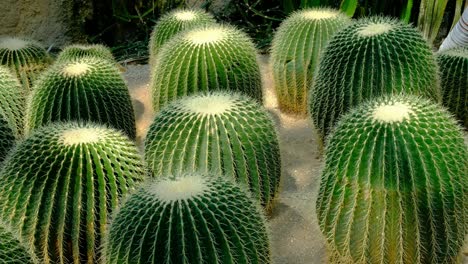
(358, 22), (393, 37)
(187, 28), (227, 44)
(444, 49), (468, 59)
(181, 94), (234, 115)
(62, 62), (91, 77)
(302, 10), (338, 20)
(174, 11), (196, 21)
(61, 127), (103, 145)
(0, 37), (28, 50)
(150, 176), (208, 201)
(372, 102), (414, 123)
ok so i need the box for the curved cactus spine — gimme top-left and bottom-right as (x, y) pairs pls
(56, 44), (116, 64)
(0, 37), (50, 93)
(25, 57), (136, 139)
(144, 92), (281, 210)
(310, 16), (441, 142)
(271, 8), (351, 116)
(104, 172), (271, 264)
(436, 47), (468, 128)
(0, 221), (39, 263)
(149, 8), (216, 66)
(150, 25), (263, 111)
(0, 66), (25, 137)
(0, 122), (145, 263)
(316, 95), (467, 263)
(0, 114), (15, 163)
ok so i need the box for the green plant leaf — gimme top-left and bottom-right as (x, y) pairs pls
(451, 0), (465, 30)
(340, 0), (358, 17)
(400, 0), (413, 23)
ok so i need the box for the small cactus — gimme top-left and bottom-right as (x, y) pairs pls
(310, 16), (440, 141)
(0, 221), (39, 263)
(144, 92), (281, 210)
(0, 37), (50, 93)
(271, 8), (351, 116)
(0, 114), (14, 163)
(56, 44), (116, 64)
(0, 122), (145, 263)
(150, 25), (263, 111)
(316, 95), (467, 263)
(149, 8), (216, 65)
(25, 57), (136, 139)
(436, 47), (468, 128)
(104, 172), (271, 264)
(0, 66), (25, 137)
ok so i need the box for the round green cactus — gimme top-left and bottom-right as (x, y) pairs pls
(316, 95), (467, 263)
(0, 66), (25, 137)
(310, 16), (441, 141)
(149, 8), (216, 66)
(25, 57), (136, 139)
(144, 92), (281, 210)
(150, 25), (263, 111)
(0, 114), (15, 163)
(104, 172), (271, 264)
(56, 44), (116, 64)
(0, 37), (50, 93)
(0, 122), (145, 263)
(436, 47), (468, 128)
(0, 221), (39, 263)
(271, 8), (351, 116)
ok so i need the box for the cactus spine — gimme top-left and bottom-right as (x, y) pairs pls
(0, 122), (145, 263)
(271, 8), (351, 116)
(104, 172), (271, 264)
(25, 57), (136, 139)
(144, 92), (281, 210)
(149, 8), (216, 65)
(310, 16), (441, 141)
(436, 47), (468, 128)
(316, 95), (467, 263)
(56, 44), (116, 64)
(0, 37), (50, 93)
(0, 221), (39, 263)
(150, 25), (263, 111)
(0, 66), (25, 137)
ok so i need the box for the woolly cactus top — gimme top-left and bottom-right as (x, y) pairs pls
(0, 66), (24, 137)
(0, 37), (29, 50)
(61, 61), (91, 77)
(104, 172), (271, 264)
(178, 92), (234, 114)
(301, 9), (339, 19)
(0, 222), (39, 263)
(372, 102), (413, 123)
(56, 44), (116, 64)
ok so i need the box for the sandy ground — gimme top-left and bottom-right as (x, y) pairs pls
(123, 55), (467, 264)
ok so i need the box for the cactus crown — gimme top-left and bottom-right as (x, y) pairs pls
(0, 221), (39, 263)
(26, 57), (136, 139)
(104, 172), (271, 264)
(317, 95), (467, 263)
(179, 92), (234, 114)
(0, 122), (145, 263)
(0, 37), (28, 50)
(185, 27), (227, 44)
(56, 44), (116, 64)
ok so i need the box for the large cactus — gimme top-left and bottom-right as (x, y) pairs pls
(104, 172), (271, 264)
(145, 92), (281, 210)
(149, 8), (216, 66)
(316, 95), (467, 263)
(436, 47), (468, 128)
(150, 25), (263, 111)
(0, 37), (50, 93)
(0, 221), (39, 263)
(310, 16), (440, 141)
(56, 44), (116, 64)
(25, 57), (136, 139)
(0, 66), (25, 137)
(271, 8), (351, 116)
(0, 122), (145, 263)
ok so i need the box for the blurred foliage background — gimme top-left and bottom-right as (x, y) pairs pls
(84, 0), (466, 61)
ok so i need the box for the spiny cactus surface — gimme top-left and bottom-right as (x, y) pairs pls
(26, 57), (136, 139)
(0, 221), (39, 264)
(310, 16), (440, 141)
(145, 92), (281, 210)
(104, 172), (271, 264)
(149, 8), (216, 65)
(0, 114), (14, 163)
(0, 66), (25, 137)
(150, 25), (263, 111)
(316, 95), (467, 263)
(56, 44), (116, 64)
(271, 8), (351, 116)
(0, 37), (50, 93)
(436, 47), (468, 128)
(0, 122), (145, 263)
